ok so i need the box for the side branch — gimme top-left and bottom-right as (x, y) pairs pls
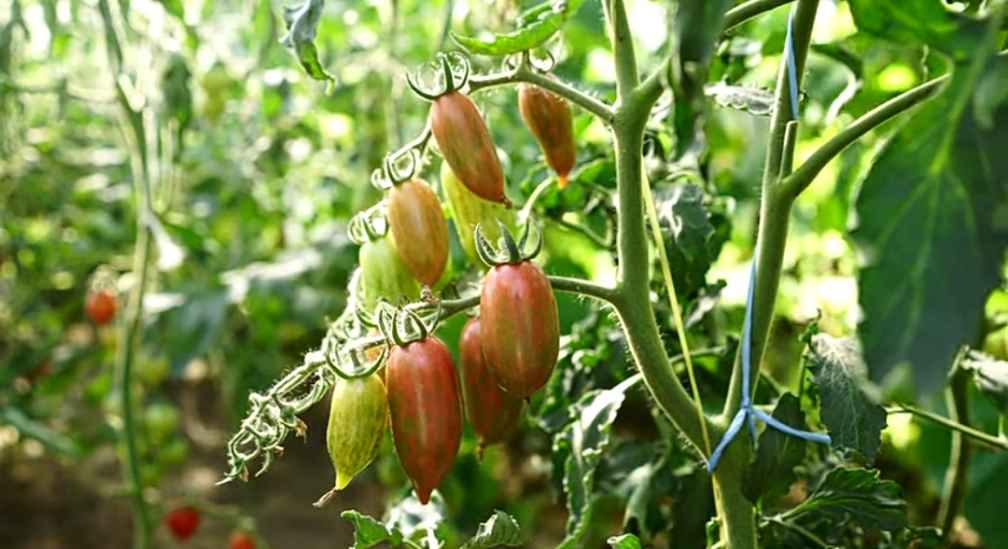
(779, 75), (947, 198)
(468, 66), (614, 123)
(724, 0), (795, 31)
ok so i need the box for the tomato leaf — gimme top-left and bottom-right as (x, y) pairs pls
(281, 0), (333, 82)
(848, 0), (988, 62)
(743, 393), (808, 503)
(459, 511), (524, 549)
(853, 53), (1008, 395)
(553, 375), (641, 548)
(450, 0), (584, 56)
(340, 510), (401, 549)
(805, 334), (887, 461)
(961, 349), (1008, 415)
(607, 533), (643, 549)
(656, 183), (730, 299)
(704, 83), (775, 116)
(781, 467), (908, 532)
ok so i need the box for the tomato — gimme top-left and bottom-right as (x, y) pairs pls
(459, 317), (524, 450)
(518, 84), (576, 188)
(85, 289), (118, 325)
(440, 162), (516, 265)
(387, 178), (449, 286)
(164, 506), (200, 541)
(984, 326), (1008, 360)
(480, 261), (560, 398)
(430, 91), (506, 203)
(325, 372), (388, 491)
(359, 233), (421, 310)
(229, 532), (256, 549)
(386, 336), (462, 504)
(143, 402), (180, 443)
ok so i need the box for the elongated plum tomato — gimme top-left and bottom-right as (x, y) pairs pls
(359, 233), (420, 310)
(386, 336), (462, 504)
(440, 162), (516, 265)
(430, 91), (506, 203)
(387, 178), (449, 286)
(460, 317), (524, 449)
(85, 289), (118, 325)
(480, 261), (559, 398)
(325, 372), (388, 491)
(518, 84), (576, 188)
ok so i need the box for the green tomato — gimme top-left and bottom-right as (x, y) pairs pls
(326, 373), (388, 491)
(136, 358), (170, 387)
(160, 438), (189, 467)
(983, 326), (1008, 360)
(143, 402), (180, 443)
(359, 233), (421, 310)
(440, 161), (516, 266)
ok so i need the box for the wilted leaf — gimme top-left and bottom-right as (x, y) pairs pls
(743, 393), (807, 503)
(805, 334), (887, 461)
(281, 0), (333, 82)
(460, 511), (523, 549)
(782, 467), (908, 532)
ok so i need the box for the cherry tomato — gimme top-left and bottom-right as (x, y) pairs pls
(229, 531), (256, 549)
(359, 234), (421, 310)
(387, 178), (449, 286)
(164, 505), (200, 541)
(325, 373), (388, 490)
(430, 91), (506, 203)
(459, 317), (524, 450)
(518, 84), (576, 188)
(86, 289), (118, 325)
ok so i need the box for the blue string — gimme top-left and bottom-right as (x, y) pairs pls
(707, 7), (830, 473)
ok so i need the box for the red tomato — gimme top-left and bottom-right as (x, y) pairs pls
(430, 91), (506, 203)
(85, 289), (118, 325)
(229, 531), (256, 549)
(386, 336), (462, 504)
(480, 261), (560, 398)
(164, 505), (200, 541)
(459, 317), (524, 449)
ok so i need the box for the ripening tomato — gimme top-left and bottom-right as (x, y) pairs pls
(229, 532), (256, 549)
(430, 91), (506, 203)
(164, 505), (200, 541)
(325, 373), (388, 491)
(518, 84), (576, 188)
(359, 233), (421, 310)
(85, 289), (118, 325)
(386, 336), (462, 504)
(480, 261), (560, 398)
(440, 162), (516, 266)
(387, 178), (449, 286)
(459, 317), (524, 449)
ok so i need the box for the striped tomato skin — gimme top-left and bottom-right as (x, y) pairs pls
(325, 373), (388, 491)
(430, 91), (506, 203)
(459, 317), (524, 449)
(386, 336), (462, 504)
(518, 84), (575, 188)
(387, 178), (449, 286)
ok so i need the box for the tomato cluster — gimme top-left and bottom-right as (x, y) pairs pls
(323, 57), (571, 505)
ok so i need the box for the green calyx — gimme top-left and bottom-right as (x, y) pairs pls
(474, 219), (543, 267)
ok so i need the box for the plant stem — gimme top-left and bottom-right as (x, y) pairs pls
(468, 65), (614, 122)
(886, 405), (1008, 451)
(723, 0), (795, 31)
(937, 366), (973, 542)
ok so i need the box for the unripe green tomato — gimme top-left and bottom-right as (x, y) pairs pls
(144, 402), (180, 443)
(359, 233), (421, 310)
(136, 358), (170, 387)
(983, 326), (1008, 360)
(326, 373), (389, 490)
(440, 162), (516, 266)
(160, 438), (189, 467)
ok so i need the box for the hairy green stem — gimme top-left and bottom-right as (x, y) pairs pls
(937, 367), (973, 542)
(887, 405), (1008, 451)
(724, 0), (795, 31)
(468, 65), (614, 122)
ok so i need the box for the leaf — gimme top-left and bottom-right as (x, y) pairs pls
(961, 349), (1008, 415)
(450, 0), (584, 56)
(805, 334), (887, 461)
(704, 83), (774, 116)
(553, 375), (640, 548)
(743, 393), (807, 503)
(783, 467), (908, 532)
(460, 511), (523, 549)
(607, 533), (643, 549)
(847, 0), (987, 61)
(656, 183), (728, 299)
(281, 0), (333, 82)
(340, 510), (401, 549)
(853, 50), (1008, 394)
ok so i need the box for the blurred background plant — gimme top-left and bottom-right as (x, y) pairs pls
(1, 0), (1006, 548)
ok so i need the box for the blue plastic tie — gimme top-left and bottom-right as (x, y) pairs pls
(706, 8), (830, 473)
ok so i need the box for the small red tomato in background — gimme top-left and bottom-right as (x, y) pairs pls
(164, 505), (200, 541)
(85, 289), (118, 325)
(229, 531), (256, 549)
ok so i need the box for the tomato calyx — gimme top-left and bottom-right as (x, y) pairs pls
(406, 52), (471, 101)
(347, 205), (388, 245)
(376, 301), (443, 348)
(474, 219), (543, 267)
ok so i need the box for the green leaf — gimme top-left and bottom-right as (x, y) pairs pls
(783, 467), (908, 532)
(450, 0), (584, 56)
(460, 511), (523, 549)
(340, 510), (401, 549)
(853, 50), (1008, 394)
(281, 0), (333, 82)
(743, 393), (807, 503)
(607, 533), (642, 549)
(805, 334), (887, 461)
(847, 0), (987, 61)
(961, 349), (1008, 415)
(553, 375), (641, 548)
(656, 183), (729, 299)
